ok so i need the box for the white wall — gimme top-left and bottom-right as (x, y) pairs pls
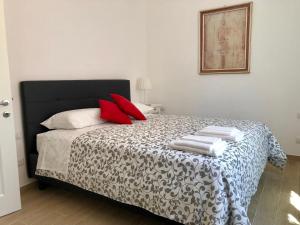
(4, 0), (147, 186)
(147, 0), (300, 155)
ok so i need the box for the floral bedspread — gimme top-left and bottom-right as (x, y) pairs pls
(36, 115), (287, 225)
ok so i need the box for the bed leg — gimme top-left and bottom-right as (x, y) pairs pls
(38, 180), (48, 190)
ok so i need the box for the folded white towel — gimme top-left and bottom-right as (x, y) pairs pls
(182, 135), (222, 144)
(197, 133), (244, 142)
(169, 142), (227, 157)
(201, 126), (241, 135)
(169, 140), (227, 157)
(199, 126), (244, 142)
(172, 139), (220, 150)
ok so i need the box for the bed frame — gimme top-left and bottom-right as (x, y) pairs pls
(20, 79), (131, 178)
(20, 79), (180, 224)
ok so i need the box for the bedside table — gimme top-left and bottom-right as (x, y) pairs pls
(148, 104), (162, 114)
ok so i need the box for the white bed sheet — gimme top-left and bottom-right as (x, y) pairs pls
(36, 124), (112, 174)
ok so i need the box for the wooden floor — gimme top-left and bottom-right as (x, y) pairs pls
(0, 157), (299, 225)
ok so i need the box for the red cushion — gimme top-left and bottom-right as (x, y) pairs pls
(99, 100), (132, 124)
(111, 93), (146, 120)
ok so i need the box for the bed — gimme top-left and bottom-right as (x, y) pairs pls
(21, 80), (287, 225)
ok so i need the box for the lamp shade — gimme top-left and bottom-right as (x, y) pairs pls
(137, 77), (152, 90)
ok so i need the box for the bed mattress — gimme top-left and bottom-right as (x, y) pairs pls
(36, 114), (286, 225)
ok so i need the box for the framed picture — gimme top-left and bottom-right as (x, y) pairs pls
(200, 2), (252, 74)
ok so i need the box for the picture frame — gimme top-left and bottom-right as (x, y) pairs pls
(200, 2), (252, 74)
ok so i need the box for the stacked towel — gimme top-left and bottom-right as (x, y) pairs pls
(169, 126), (244, 156)
(169, 135), (227, 157)
(198, 126), (244, 142)
(182, 135), (222, 144)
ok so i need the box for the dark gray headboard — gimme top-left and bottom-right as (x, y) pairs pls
(20, 79), (130, 177)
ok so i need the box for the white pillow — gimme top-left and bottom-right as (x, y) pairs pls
(41, 108), (105, 130)
(133, 102), (154, 114)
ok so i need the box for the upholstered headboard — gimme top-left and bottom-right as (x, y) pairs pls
(20, 80), (130, 177)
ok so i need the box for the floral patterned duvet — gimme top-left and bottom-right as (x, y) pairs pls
(36, 115), (287, 225)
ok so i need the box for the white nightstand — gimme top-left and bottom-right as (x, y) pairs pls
(148, 104), (162, 114)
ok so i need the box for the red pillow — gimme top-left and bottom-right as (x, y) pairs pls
(99, 100), (132, 124)
(110, 93), (146, 120)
